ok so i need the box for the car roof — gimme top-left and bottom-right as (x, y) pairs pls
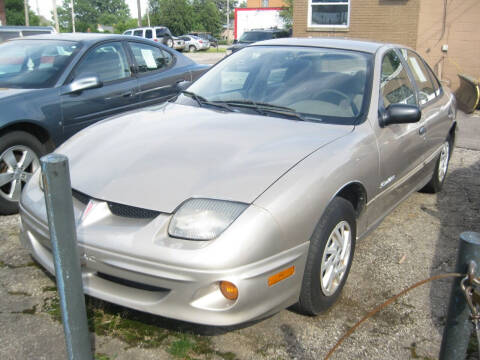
(0, 25), (55, 32)
(251, 37), (389, 54)
(6, 33), (134, 44)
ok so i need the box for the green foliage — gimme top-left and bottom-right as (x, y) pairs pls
(280, 0), (293, 28)
(211, 0), (239, 24)
(114, 18), (138, 34)
(149, 0), (193, 36)
(57, 0), (130, 33)
(5, 0), (40, 26)
(191, 0), (222, 36)
(148, 0), (222, 36)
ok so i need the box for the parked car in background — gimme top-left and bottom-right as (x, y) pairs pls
(0, 33), (209, 214)
(20, 38), (457, 326)
(180, 35), (209, 52)
(172, 37), (186, 52)
(123, 26), (174, 48)
(189, 32), (218, 47)
(0, 26), (55, 43)
(228, 28), (290, 53)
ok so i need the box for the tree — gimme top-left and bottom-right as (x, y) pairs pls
(149, 0), (193, 36)
(280, 0), (293, 29)
(5, 0), (40, 26)
(57, 0), (130, 32)
(114, 17), (138, 34)
(211, 0), (239, 24)
(192, 0), (222, 36)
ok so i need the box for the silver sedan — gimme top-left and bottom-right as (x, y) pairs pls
(19, 38), (457, 326)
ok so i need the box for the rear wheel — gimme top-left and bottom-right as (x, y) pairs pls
(189, 45), (196, 53)
(0, 131), (46, 215)
(297, 197), (356, 315)
(421, 139), (451, 193)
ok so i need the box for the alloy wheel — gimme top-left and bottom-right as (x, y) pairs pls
(320, 220), (352, 296)
(438, 141), (450, 182)
(0, 145), (39, 202)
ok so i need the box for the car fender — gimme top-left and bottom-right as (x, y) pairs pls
(253, 122), (379, 253)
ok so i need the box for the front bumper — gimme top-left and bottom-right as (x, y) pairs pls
(19, 183), (308, 326)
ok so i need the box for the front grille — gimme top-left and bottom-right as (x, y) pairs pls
(107, 201), (161, 219)
(72, 189), (90, 205)
(97, 272), (169, 292)
(72, 188), (161, 219)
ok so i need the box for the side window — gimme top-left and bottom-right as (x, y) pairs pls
(424, 62), (441, 96)
(129, 42), (168, 73)
(400, 49), (437, 105)
(145, 29), (153, 39)
(161, 50), (173, 66)
(380, 50), (416, 107)
(74, 42), (131, 83)
(156, 28), (165, 38)
(133, 30), (143, 37)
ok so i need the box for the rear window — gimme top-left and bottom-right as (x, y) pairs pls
(0, 31), (20, 43)
(22, 30), (52, 37)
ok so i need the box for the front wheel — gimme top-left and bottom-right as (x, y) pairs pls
(421, 139), (451, 193)
(166, 38), (174, 48)
(296, 197), (356, 315)
(0, 131), (46, 215)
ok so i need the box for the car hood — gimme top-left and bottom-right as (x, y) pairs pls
(58, 103), (353, 213)
(0, 87), (35, 99)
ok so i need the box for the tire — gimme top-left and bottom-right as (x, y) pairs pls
(421, 138), (452, 193)
(296, 197), (356, 315)
(166, 38), (173, 48)
(0, 131), (46, 215)
(189, 45), (196, 53)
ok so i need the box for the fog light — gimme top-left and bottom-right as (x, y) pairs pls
(220, 281), (238, 301)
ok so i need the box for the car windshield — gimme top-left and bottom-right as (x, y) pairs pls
(185, 46), (372, 124)
(0, 39), (80, 89)
(239, 31), (273, 42)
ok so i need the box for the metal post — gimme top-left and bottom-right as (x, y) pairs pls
(24, 0), (29, 26)
(52, 0), (60, 33)
(41, 154), (92, 360)
(440, 232), (480, 360)
(137, 0), (142, 27)
(70, 0), (75, 33)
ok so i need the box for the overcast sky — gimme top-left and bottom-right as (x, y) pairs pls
(32, 0), (149, 21)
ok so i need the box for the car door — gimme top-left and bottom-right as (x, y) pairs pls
(127, 41), (189, 107)
(61, 41), (139, 139)
(399, 49), (452, 158)
(368, 48), (427, 225)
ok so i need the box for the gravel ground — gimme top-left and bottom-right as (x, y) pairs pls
(183, 50), (227, 65)
(1, 110), (479, 359)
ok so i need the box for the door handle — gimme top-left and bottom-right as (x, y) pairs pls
(419, 126), (427, 136)
(121, 91), (134, 98)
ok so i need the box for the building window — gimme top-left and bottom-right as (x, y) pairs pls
(308, 0), (350, 28)
(262, 0), (269, 7)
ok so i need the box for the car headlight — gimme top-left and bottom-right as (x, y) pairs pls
(168, 198), (248, 240)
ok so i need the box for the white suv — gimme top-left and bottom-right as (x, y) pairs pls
(123, 26), (174, 48)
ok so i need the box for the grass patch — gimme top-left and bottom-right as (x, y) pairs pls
(204, 47), (226, 53)
(94, 353), (113, 360)
(43, 295), (237, 359)
(42, 286), (57, 292)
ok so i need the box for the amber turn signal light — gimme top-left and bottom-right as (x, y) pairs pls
(220, 281), (238, 301)
(268, 266), (295, 287)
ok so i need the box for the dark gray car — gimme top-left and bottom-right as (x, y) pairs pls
(0, 33), (209, 214)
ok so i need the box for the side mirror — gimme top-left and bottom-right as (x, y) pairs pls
(380, 104), (421, 127)
(63, 75), (103, 95)
(233, 39), (238, 44)
(176, 80), (191, 91)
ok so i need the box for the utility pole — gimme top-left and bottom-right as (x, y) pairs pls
(227, 0), (230, 39)
(24, 0), (29, 26)
(70, 0), (75, 32)
(137, 0), (142, 27)
(147, 9), (150, 27)
(0, 0), (6, 26)
(52, 0), (60, 32)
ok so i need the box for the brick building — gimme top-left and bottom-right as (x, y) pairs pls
(293, 0), (480, 90)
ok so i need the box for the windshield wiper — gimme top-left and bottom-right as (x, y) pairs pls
(217, 100), (306, 121)
(180, 90), (233, 112)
